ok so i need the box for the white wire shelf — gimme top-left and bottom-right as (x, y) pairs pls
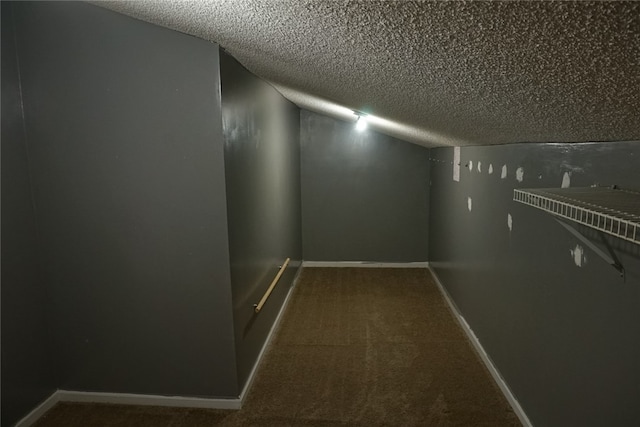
(513, 187), (640, 245)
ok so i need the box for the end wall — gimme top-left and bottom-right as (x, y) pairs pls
(301, 110), (430, 262)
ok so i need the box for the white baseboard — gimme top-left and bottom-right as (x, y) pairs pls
(56, 389), (241, 409)
(302, 261), (429, 268)
(428, 267), (533, 427)
(237, 263), (303, 403)
(14, 264), (303, 426)
(15, 388), (243, 426)
(15, 391), (62, 427)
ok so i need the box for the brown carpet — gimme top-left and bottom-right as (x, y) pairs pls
(34, 268), (520, 426)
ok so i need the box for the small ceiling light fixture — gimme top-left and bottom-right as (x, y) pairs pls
(355, 114), (368, 132)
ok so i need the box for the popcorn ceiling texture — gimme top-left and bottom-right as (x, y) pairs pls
(96, 1), (640, 147)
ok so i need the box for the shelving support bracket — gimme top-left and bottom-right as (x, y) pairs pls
(554, 218), (625, 279)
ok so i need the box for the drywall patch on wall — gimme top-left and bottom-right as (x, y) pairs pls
(507, 213), (513, 232)
(570, 244), (587, 267)
(477, 161), (482, 173)
(467, 196), (473, 212)
(453, 146), (460, 182)
(516, 167), (524, 182)
(489, 164), (494, 174)
(561, 171), (571, 188)
(501, 164), (507, 179)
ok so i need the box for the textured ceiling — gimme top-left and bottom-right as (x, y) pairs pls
(96, 1), (640, 147)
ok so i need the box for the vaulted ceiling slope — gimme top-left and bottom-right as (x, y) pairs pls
(96, 1), (639, 148)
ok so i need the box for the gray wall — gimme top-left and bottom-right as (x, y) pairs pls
(220, 52), (302, 389)
(11, 2), (238, 399)
(1, 4), (55, 425)
(429, 142), (640, 426)
(301, 110), (430, 262)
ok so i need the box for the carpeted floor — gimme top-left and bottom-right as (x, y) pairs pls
(34, 268), (521, 426)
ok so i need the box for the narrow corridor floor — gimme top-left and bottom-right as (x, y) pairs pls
(34, 267), (520, 426)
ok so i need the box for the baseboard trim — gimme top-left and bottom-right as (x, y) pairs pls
(14, 390), (242, 427)
(302, 261), (429, 268)
(237, 263), (303, 404)
(56, 389), (241, 409)
(13, 264), (303, 426)
(428, 266), (533, 427)
(15, 391), (62, 427)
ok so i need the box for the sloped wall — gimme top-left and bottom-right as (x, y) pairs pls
(429, 142), (640, 426)
(220, 51), (302, 390)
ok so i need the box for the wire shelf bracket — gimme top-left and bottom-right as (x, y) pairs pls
(514, 186), (640, 278)
(554, 218), (625, 278)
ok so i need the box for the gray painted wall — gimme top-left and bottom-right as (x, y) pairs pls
(220, 51), (302, 390)
(301, 110), (430, 262)
(1, 4), (55, 425)
(12, 2), (238, 398)
(429, 142), (640, 426)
